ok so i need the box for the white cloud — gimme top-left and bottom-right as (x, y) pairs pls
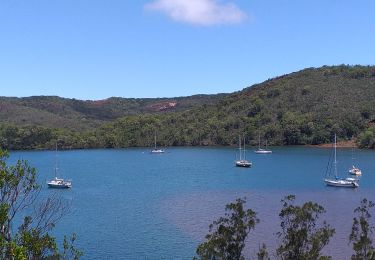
(145, 0), (247, 26)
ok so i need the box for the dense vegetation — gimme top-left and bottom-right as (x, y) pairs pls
(195, 196), (375, 260)
(1, 65), (375, 150)
(0, 95), (225, 130)
(0, 149), (82, 259)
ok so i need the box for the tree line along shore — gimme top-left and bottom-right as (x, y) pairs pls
(1, 65), (375, 150)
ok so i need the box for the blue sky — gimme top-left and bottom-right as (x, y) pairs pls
(1, 0), (374, 100)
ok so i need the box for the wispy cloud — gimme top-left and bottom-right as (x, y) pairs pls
(145, 0), (247, 26)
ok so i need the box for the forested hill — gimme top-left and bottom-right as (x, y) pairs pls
(1, 65), (375, 150)
(92, 65), (375, 149)
(0, 94), (226, 130)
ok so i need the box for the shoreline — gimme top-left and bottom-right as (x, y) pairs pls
(306, 139), (357, 148)
(1, 139), (362, 152)
(4, 142), (361, 152)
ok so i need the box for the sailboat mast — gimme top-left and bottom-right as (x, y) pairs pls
(154, 131), (157, 149)
(258, 133), (261, 150)
(351, 147), (355, 164)
(238, 135), (242, 160)
(243, 137), (246, 160)
(54, 143), (58, 178)
(334, 134), (338, 179)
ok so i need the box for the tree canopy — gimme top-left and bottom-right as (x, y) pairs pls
(349, 198), (375, 259)
(0, 149), (82, 259)
(195, 198), (258, 260)
(1, 65), (375, 150)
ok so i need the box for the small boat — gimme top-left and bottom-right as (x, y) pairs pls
(47, 177), (72, 189)
(254, 149), (272, 154)
(47, 144), (72, 189)
(349, 165), (362, 176)
(324, 178), (359, 188)
(151, 131), (165, 154)
(236, 160), (252, 167)
(151, 148), (165, 154)
(235, 136), (252, 168)
(324, 134), (359, 188)
(348, 147), (362, 175)
(254, 134), (272, 154)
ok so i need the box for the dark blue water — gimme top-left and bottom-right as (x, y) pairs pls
(8, 147), (375, 259)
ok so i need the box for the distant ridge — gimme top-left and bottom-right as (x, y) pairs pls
(1, 65), (375, 150)
(0, 94), (227, 130)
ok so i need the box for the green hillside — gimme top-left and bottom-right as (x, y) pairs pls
(0, 94), (226, 130)
(91, 65), (375, 149)
(1, 65), (375, 150)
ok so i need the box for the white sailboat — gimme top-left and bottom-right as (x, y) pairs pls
(348, 147), (362, 176)
(254, 134), (272, 154)
(151, 131), (165, 154)
(235, 136), (252, 168)
(324, 134), (359, 188)
(47, 144), (72, 189)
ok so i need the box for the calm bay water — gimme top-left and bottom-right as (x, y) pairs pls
(8, 147), (375, 259)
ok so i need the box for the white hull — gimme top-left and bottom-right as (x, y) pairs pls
(47, 178), (72, 189)
(254, 149), (272, 154)
(151, 149), (165, 154)
(324, 178), (358, 188)
(47, 183), (72, 189)
(235, 160), (252, 168)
